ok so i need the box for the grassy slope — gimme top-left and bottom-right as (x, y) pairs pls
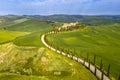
(0, 73), (48, 80)
(12, 19), (63, 47)
(0, 30), (27, 44)
(13, 32), (43, 47)
(0, 17), (63, 47)
(0, 43), (96, 80)
(0, 18), (96, 80)
(36, 15), (120, 25)
(0, 17), (56, 47)
(0, 15), (26, 25)
(0, 18), (52, 32)
(46, 24), (120, 79)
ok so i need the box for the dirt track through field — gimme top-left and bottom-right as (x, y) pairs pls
(41, 32), (110, 80)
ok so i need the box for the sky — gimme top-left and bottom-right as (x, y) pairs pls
(0, 0), (120, 15)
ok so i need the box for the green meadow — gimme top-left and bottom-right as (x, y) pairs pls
(0, 18), (53, 32)
(0, 15), (120, 80)
(13, 32), (43, 47)
(0, 16), (97, 80)
(0, 43), (96, 80)
(46, 23), (120, 79)
(0, 30), (27, 44)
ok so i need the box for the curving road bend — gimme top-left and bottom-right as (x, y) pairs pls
(41, 33), (110, 80)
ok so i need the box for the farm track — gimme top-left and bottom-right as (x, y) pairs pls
(41, 32), (110, 80)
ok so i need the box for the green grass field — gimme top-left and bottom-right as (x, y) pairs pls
(0, 18), (53, 32)
(13, 32), (43, 47)
(1, 16), (120, 80)
(0, 17), (97, 80)
(46, 24), (120, 79)
(0, 30), (27, 44)
(0, 43), (97, 80)
(0, 73), (48, 80)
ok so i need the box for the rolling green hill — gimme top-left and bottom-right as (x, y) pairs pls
(0, 43), (97, 80)
(13, 32), (43, 47)
(0, 15), (26, 25)
(46, 23), (120, 79)
(0, 16), (97, 80)
(0, 30), (27, 44)
(0, 18), (53, 32)
(1, 15), (120, 27)
(31, 15), (120, 25)
(1, 15), (120, 80)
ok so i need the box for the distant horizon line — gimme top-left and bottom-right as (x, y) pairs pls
(0, 14), (120, 16)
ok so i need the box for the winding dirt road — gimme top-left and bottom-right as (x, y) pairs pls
(41, 33), (110, 80)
